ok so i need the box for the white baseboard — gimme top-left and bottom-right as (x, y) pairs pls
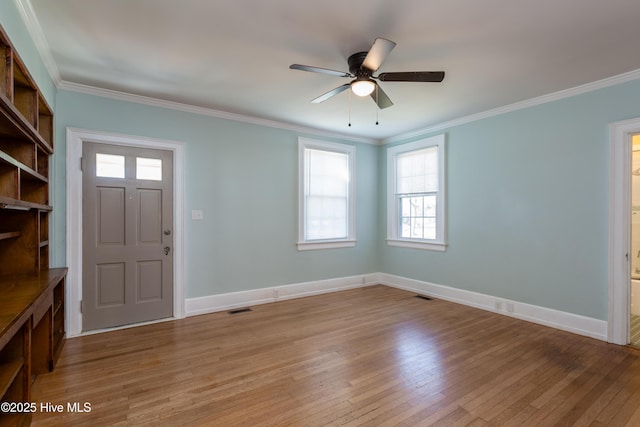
(185, 273), (379, 317)
(378, 273), (608, 341)
(185, 272), (607, 342)
(79, 271), (606, 342)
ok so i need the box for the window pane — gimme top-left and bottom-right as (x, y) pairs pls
(307, 149), (349, 197)
(96, 153), (125, 178)
(423, 218), (436, 240)
(306, 196), (347, 240)
(136, 157), (162, 181)
(396, 146), (438, 194)
(304, 148), (350, 241)
(399, 195), (436, 239)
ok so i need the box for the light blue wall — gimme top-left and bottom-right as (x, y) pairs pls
(6, 2), (640, 320)
(379, 79), (640, 320)
(53, 90), (379, 298)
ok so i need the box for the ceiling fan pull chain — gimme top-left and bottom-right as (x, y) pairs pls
(376, 85), (379, 125)
(348, 90), (352, 127)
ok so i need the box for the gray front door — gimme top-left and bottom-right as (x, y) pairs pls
(82, 142), (174, 331)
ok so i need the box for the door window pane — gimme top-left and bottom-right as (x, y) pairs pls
(136, 157), (162, 181)
(96, 153), (125, 178)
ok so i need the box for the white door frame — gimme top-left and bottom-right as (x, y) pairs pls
(608, 117), (640, 344)
(66, 127), (186, 337)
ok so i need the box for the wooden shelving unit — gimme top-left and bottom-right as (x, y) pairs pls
(52, 281), (65, 364)
(0, 23), (65, 427)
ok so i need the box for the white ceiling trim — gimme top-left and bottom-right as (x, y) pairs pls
(383, 69), (640, 145)
(18, 0), (377, 144)
(15, 0), (61, 86)
(16, 0), (640, 146)
(60, 66), (640, 148)
(58, 80), (379, 145)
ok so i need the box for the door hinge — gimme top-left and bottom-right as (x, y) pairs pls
(80, 156), (85, 172)
(80, 299), (83, 313)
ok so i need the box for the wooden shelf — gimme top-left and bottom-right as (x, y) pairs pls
(0, 21), (64, 422)
(0, 231), (20, 241)
(0, 94), (52, 155)
(53, 300), (62, 317)
(0, 270), (66, 332)
(37, 94), (53, 148)
(12, 59), (37, 130)
(0, 156), (18, 200)
(0, 359), (22, 397)
(0, 39), (9, 100)
(18, 164), (48, 184)
(0, 195), (51, 211)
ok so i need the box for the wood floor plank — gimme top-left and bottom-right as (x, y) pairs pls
(30, 285), (640, 426)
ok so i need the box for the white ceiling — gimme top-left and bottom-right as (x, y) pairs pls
(25, 0), (640, 141)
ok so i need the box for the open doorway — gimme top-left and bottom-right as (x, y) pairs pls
(609, 118), (640, 345)
(631, 133), (640, 347)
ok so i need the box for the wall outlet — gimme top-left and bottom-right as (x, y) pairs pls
(506, 302), (514, 313)
(495, 301), (502, 310)
(273, 289), (279, 299)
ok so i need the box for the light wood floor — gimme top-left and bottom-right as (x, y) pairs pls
(32, 285), (640, 426)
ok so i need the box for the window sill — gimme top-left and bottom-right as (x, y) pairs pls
(297, 240), (356, 251)
(386, 239), (447, 252)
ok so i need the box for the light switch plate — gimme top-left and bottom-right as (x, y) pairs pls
(192, 209), (204, 220)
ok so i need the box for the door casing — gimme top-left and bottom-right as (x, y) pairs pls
(609, 117), (640, 344)
(66, 128), (185, 337)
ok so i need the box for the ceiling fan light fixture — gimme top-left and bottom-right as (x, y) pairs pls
(351, 79), (375, 97)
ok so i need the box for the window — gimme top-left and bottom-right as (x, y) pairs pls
(136, 157), (162, 181)
(96, 153), (125, 178)
(387, 134), (446, 251)
(298, 138), (355, 250)
(95, 154), (163, 181)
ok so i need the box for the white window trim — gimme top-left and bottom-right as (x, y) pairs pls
(298, 137), (356, 251)
(387, 134), (447, 251)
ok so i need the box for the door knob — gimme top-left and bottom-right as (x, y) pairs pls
(164, 229), (171, 235)
(164, 246), (171, 255)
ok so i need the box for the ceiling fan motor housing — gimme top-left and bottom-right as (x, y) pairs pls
(348, 52), (371, 76)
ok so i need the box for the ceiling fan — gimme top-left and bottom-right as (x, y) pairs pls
(290, 38), (445, 109)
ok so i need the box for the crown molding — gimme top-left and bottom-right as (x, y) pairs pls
(383, 68), (640, 145)
(58, 81), (378, 145)
(56, 68), (640, 147)
(14, 0), (61, 86)
(15, 0), (640, 147)
(16, 2), (375, 144)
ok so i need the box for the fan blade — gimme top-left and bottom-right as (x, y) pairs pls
(362, 38), (396, 72)
(290, 64), (352, 78)
(377, 71), (445, 82)
(311, 84), (351, 103)
(370, 83), (393, 109)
